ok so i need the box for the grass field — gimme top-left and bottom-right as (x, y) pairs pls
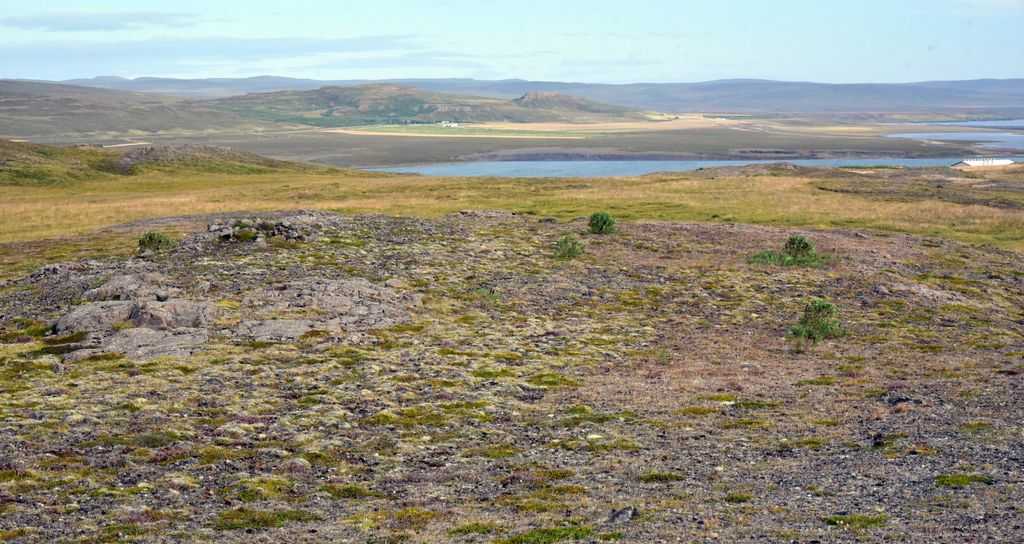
(4, 164), (1023, 249)
(324, 125), (589, 139)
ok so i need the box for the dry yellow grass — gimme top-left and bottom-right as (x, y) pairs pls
(320, 128), (584, 139)
(475, 118), (730, 132)
(3, 168), (1023, 249)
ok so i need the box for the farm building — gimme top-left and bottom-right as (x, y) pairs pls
(953, 158), (1015, 167)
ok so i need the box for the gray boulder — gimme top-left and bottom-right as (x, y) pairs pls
(131, 301), (219, 330)
(239, 319), (317, 341)
(104, 328), (209, 360)
(54, 301), (136, 334)
(83, 272), (169, 302)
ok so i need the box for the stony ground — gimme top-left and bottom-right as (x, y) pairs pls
(0, 210), (1021, 543)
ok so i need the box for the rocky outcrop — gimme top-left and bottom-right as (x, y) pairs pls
(238, 319), (318, 342)
(83, 272), (170, 302)
(130, 300), (219, 330)
(237, 278), (421, 341)
(54, 301), (135, 334)
(38, 216), (425, 360)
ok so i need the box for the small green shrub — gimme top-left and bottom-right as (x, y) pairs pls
(748, 234), (834, 267)
(471, 286), (501, 306)
(499, 525), (594, 544)
(723, 492), (753, 504)
(450, 521), (505, 536)
(138, 232), (174, 252)
(822, 513), (888, 530)
(318, 483), (383, 499)
(588, 212), (617, 235)
(554, 234), (586, 259)
(211, 508), (318, 531)
(639, 471), (684, 483)
(235, 228), (258, 242)
(935, 473), (993, 487)
(783, 234), (814, 258)
(787, 298), (841, 351)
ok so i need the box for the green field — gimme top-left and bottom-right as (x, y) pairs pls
(337, 124), (592, 138)
(3, 140), (1022, 253)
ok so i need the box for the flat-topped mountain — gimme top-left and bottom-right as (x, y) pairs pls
(510, 91), (631, 113)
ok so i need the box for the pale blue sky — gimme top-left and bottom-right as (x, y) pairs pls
(1, 0), (1022, 83)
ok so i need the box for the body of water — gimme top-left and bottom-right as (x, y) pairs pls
(370, 157), (1023, 178)
(924, 118), (1024, 129)
(887, 131), (1024, 151)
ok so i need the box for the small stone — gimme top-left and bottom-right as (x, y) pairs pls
(155, 291), (170, 302)
(283, 457), (312, 473)
(606, 506), (638, 524)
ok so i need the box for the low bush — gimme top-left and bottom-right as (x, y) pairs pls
(554, 234), (586, 259)
(787, 298), (841, 351)
(234, 228), (258, 242)
(588, 212), (617, 235)
(138, 232), (174, 252)
(748, 234), (834, 267)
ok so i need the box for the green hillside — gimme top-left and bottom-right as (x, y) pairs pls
(0, 80), (273, 140)
(208, 84), (649, 126)
(0, 139), (329, 186)
(0, 80), (649, 140)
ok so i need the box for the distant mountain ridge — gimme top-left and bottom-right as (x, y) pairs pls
(206, 83), (648, 126)
(0, 80), (646, 139)
(58, 76), (1024, 115)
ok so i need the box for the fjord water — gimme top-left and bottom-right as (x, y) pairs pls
(371, 157), (1023, 178)
(924, 119), (1024, 129)
(887, 131), (1024, 150)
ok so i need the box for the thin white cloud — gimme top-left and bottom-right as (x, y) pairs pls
(0, 35), (441, 79)
(1, 11), (201, 32)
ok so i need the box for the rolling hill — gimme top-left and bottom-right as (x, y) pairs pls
(0, 80), (649, 140)
(0, 80), (273, 140)
(60, 76), (1024, 116)
(207, 84), (647, 126)
(0, 138), (328, 186)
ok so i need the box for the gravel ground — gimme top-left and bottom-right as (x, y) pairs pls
(0, 211), (1021, 543)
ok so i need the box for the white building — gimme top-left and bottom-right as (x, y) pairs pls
(953, 158), (1015, 167)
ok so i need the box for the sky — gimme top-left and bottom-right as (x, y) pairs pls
(0, 0), (1022, 83)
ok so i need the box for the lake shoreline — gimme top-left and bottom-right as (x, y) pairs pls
(368, 156), (1024, 178)
(361, 148), (990, 169)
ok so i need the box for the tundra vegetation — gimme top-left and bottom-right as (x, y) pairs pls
(137, 232), (175, 253)
(553, 234), (586, 260)
(787, 298), (842, 352)
(587, 212), (617, 235)
(748, 234), (836, 267)
(0, 142), (1022, 542)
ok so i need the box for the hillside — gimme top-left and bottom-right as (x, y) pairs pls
(510, 91), (631, 113)
(60, 76), (1024, 116)
(0, 138), (328, 186)
(207, 84), (648, 126)
(0, 80), (272, 140)
(0, 207), (1021, 541)
(0, 81), (648, 140)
